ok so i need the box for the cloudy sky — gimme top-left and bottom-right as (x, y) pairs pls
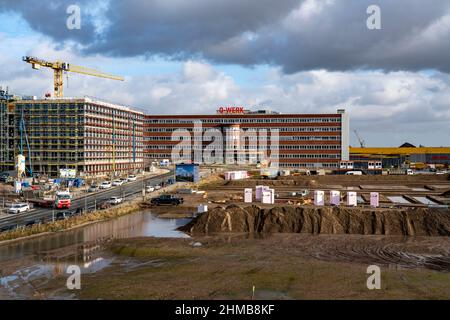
(1, 0), (449, 146)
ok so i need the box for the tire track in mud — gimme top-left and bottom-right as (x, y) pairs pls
(304, 236), (450, 271)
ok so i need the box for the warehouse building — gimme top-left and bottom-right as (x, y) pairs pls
(0, 92), (144, 178)
(350, 144), (450, 169)
(144, 108), (350, 169)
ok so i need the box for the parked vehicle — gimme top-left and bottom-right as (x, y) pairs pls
(100, 181), (112, 189)
(154, 185), (162, 190)
(146, 186), (155, 193)
(345, 171), (363, 175)
(160, 159), (170, 167)
(8, 203), (30, 214)
(127, 175), (137, 181)
(112, 180), (124, 186)
(108, 197), (123, 205)
(406, 169), (415, 175)
(298, 189), (309, 197)
(150, 195), (183, 206)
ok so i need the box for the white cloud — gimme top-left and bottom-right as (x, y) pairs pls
(1, 35), (449, 147)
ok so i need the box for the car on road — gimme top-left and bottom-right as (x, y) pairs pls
(0, 172), (10, 182)
(55, 211), (71, 221)
(112, 180), (124, 186)
(127, 175), (137, 182)
(8, 203), (30, 214)
(146, 185), (155, 193)
(99, 181), (112, 189)
(150, 195), (183, 206)
(25, 220), (40, 227)
(0, 225), (17, 232)
(88, 184), (99, 192)
(108, 197), (123, 205)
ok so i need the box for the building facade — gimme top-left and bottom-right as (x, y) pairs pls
(144, 109), (350, 169)
(0, 95), (144, 178)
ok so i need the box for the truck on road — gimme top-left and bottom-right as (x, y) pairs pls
(29, 191), (72, 209)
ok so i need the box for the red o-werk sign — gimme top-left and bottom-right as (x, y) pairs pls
(218, 106), (245, 114)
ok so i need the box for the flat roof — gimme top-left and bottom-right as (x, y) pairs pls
(145, 113), (342, 119)
(350, 147), (450, 154)
(13, 97), (144, 115)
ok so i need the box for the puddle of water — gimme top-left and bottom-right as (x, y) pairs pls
(387, 196), (411, 204)
(141, 214), (191, 239)
(413, 197), (438, 205)
(0, 211), (191, 299)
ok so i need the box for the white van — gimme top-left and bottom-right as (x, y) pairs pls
(345, 171), (363, 175)
(160, 159), (170, 167)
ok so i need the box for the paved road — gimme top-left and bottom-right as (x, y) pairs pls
(0, 170), (174, 231)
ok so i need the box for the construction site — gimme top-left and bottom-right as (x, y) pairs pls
(1, 56), (450, 300)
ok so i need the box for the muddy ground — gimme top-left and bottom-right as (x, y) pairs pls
(33, 234), (450, 299)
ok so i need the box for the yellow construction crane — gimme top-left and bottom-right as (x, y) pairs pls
(22, 56), (124, 98)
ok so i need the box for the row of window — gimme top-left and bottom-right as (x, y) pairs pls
(279, 154), (340, 159)
(279, 163), (338, 168)
(145, 127), (341, 133)
(146, 117), (341, 124)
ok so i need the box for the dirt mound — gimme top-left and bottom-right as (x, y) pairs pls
(180, 205), (450, 236)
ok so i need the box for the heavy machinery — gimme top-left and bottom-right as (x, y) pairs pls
(22, 56), (124, 98)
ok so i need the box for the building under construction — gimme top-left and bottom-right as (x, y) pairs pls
(0, 89), (144, 178)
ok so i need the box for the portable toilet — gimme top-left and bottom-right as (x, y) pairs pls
(330, 190), (340, 206)
(347, 192), (357, 207)
(370, 192), (379, 208)
(244, 188), (253, 203)
(314, 190), (325, 206)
